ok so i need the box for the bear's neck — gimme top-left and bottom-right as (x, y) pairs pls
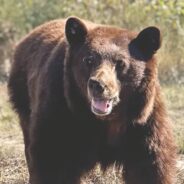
(124, 59), (159, 124)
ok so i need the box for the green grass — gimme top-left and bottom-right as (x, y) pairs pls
(0, 83), (183, 183)
(0, 85), (28, 184)
(162, 84), (184, 153)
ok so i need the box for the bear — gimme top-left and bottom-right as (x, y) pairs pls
(8, 16), (177, 184)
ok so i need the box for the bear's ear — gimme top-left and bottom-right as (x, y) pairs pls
(130, 27), (161, 60)
(65, 17), (88, 47)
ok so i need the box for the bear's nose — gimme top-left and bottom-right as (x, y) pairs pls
(89, 79), (104, 94)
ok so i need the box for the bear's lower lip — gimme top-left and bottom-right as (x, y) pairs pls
(91, 98), (113, 116)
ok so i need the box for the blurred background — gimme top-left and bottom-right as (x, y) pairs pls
(0, 0), (184, 183)
(1, 0), (184, 83)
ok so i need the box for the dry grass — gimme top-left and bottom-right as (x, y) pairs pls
(163, 85), (184, 154)
(0, 83), (184, 184)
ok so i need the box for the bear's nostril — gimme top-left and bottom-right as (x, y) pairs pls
(89, 79), (104, 93)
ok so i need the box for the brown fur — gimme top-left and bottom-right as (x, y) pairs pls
(8, 17), (176, 184)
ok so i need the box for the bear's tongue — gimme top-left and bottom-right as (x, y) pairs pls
(92, 99), (112, 113)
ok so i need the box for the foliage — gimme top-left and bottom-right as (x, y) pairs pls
(0, 0), (184, 83)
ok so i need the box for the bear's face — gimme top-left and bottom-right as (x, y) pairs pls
(65, 17), (161, 117)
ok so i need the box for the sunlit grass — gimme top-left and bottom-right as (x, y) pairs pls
(162, 84), (184, 153)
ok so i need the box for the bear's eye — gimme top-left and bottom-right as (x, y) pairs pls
(115, 60), (124, 71)
(115, 60), (125, 79)
(83, 56), (94, 66)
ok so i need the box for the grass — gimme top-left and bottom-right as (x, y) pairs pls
(0, 84), (28, 184)
(0, 83), (184, 183)
(162, 85), (184, 154)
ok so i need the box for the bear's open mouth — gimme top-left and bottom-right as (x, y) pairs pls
(91, 98), (113, 116)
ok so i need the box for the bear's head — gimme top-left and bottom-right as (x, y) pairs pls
(65, 17), (161, 119)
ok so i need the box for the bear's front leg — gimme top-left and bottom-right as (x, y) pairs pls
(28, 137), (61, 184)
(123, 161), (162, 184)
(122, 122), (176, 184)
(123, 151), (176, 184)
(122, 142), (176, 183)
(27, 117), (83, 184)
(28, 137), (82, 184)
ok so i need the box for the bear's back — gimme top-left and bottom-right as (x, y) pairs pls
(15, 19), (66, 70)
(8, 20), (67, 117)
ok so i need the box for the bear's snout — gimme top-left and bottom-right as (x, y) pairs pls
(87, 72), (120, 116)
(88, 62), (120, 99)
(88, 78), (105, 97)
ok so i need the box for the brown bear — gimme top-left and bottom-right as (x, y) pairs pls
(8, 17), (176, 184)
